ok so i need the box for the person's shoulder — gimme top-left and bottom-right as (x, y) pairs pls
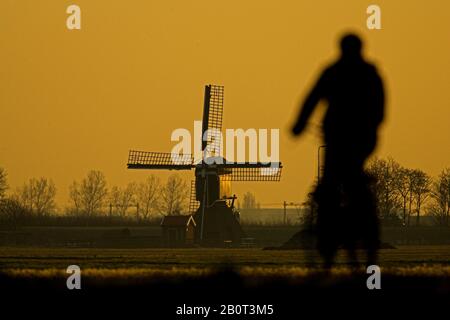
(320, 63), (338, 78)
(323, 62), (338, 73)
(364, 61), (379, 74)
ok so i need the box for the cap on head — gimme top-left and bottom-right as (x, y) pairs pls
(340, 33), (363, 57)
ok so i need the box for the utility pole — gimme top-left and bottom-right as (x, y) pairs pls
(282, 201), (302, 225)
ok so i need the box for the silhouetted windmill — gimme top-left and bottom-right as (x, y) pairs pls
(127, 85), (282, 246)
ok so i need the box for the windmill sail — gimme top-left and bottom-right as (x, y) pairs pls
(189, 180), (200, 214)
(202, 85), (224, 157)
(127, 150), (194, 170)
(218, 162), (282, 181)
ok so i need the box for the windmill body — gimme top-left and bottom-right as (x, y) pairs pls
(127, 85), (282, 246)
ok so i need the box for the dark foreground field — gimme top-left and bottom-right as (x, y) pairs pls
(1, 245), (450, 269)
(0, 246), (449, 317)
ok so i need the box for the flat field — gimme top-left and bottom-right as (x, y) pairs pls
(1, 245), (449, 313)
(1, 245), (449, 275)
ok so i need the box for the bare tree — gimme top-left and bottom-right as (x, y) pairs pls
(0, 167), (8, 201)
(0, 198), (28, 229)
(160, 174), (188, 215)
(109, 182), (137, 217)
(69, 170), (108, 217)
(410, 169), (432, 226)
(242, 191), (257, 209)
(367, 157), (401, 221)
(394, 167), (414, 226)
(427, 168), (450, 226)
(301, 189), (318, 228)
(109, 186), (121, 216)
(69, 181), (82, 214)
(136, 175), (160, 219)
(16, 177), (56, 216)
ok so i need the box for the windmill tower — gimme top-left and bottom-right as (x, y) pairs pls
(127, 85), (282, 246)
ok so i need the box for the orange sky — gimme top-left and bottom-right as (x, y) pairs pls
(1, 1), (449, 208)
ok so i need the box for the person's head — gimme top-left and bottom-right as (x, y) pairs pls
(340, 33), (363, 59)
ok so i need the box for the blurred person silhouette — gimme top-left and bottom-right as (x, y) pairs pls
(291, 33), (385, 268)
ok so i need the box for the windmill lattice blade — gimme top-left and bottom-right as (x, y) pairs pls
(205, 85), (224, 155)
(189, 180), (200, 214)
(220, 165), (282, 182)
(127, 150), (194, 170)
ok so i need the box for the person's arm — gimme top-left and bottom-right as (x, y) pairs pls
(292, 71), (327, 136)
(373, 71), (385, 127)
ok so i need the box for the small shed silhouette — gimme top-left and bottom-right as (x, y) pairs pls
(161, 215), (196, 247)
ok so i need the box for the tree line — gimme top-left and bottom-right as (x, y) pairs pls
(0, 168), (190, 226)
(1, 158), (449, 227)
(366, 158), (449, 226)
